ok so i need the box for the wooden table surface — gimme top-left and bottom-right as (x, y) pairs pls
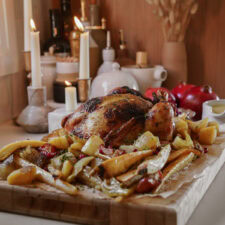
(0, 121), (225, 225)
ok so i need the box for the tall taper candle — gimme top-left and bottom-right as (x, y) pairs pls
(30, 19), (42, 88)
(24, 0), (33, 51)
(79, 31), (90, 79)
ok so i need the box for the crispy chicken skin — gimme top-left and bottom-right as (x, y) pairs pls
(145, 101), (175, 141)
(62, 87), (175, 147)
(62, 94), (152, 147)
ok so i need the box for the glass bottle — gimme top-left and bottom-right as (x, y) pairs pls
(115, 29), (135, 67)
(61, 0), (74, 40)
(43, 9), (70, 54)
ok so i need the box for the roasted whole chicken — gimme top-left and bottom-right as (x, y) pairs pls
(62, 87), (176, 147)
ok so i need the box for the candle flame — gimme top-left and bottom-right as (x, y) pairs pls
(65, 80), (72, 86)
(74, 16), (84, 32)
(30, 19), (36, 31)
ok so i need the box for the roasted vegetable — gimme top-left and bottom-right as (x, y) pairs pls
(167, 148), (201, 163)
(136, 172), (162, 193)
(172, 132), (194, 150)
(101, 178), (135, 197)
(154, 152), (195, 193)
(208, 121), (220, 135)
(81, 135), (104, 156)
(50, 152), (76, 170)
(134, 131), (160, 150)
(0, 155), (16, 179)
(116, 169), (142, 187)
(77, 166), (102, 190)
(61, 160), (73, 179)
(14, 156), (77, 195)
(199, 126), (217, 145)
(0, 140), (45, 161)
(187, 118), (208, 133)
(7, 166), (36, 185)
(174, 117), (188, 136)
(137, 144), (171, 175)
(67, 156), (94, 182)
(100, 150), (153, 177)
(208, 121), (219, 133)
(48, 136), (70, 149)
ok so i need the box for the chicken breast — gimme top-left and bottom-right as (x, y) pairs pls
(62, 94), (152, 147)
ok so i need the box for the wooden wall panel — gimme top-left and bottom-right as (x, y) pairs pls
(53, 0), (225, 98)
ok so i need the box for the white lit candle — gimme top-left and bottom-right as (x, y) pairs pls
(30, 19), (42, 88)
(65, 81), (77, 112)
(79, 31), (90, 79)
(24, 0), (33, 51)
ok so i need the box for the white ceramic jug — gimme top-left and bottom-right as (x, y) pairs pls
(121, 65), (167, 94)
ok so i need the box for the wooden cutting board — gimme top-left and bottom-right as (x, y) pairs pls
(0, 137), (225, 225)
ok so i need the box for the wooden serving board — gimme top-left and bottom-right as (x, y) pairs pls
(0, 137), (225, 225)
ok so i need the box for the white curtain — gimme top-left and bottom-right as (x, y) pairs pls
(0, 0), (19, 76)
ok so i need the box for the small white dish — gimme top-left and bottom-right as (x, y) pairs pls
(202, 99), (225, 126)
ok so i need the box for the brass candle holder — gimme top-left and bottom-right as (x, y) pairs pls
(78, 78), (91, 102)
(23, 51), (31, 73)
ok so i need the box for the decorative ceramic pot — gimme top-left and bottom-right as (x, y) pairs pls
(162, 42), (187, 89)
(90, 63), (139, 98)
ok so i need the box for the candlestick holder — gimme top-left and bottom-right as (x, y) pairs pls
(78, 78), (91, 102)
(23, 51), (31, 73)
(17, 86), (52, 133)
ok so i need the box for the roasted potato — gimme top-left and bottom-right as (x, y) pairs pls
(208, 121), (219, 133)
(7, 166), (36, 185)
(81, 135), (104, 156)
(134, 131), (160, 150)
(48, 136), (70, 149)
(174, 117), (189, 136)
(199, 126), (217, 145)
(61, 160), (73, 179)
(187, 118), (208, 133)
(172, 132), (194, 150)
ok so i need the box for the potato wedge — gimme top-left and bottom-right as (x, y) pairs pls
(100, 150), (153, 177)
(67, 156), (94, 182)
(7, 166), (36, 185)
(199, 126), (217, 145)
(208, 121), (219, 134)
(48, 136), (70, 149)
(14, 156), (77, 195)
(137, 144), (171, 175)
(187, 118), (208, 133)
(61, 160), (73, 179)
(174, 117), (188, 136)
(134, 131), (160, 150)
(154, 152), (195, 193)
(172, 132), (194, 150)
(0, 140), (45, 161)
(167, 148), (201, 163)
(81, 135), (104, 156)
